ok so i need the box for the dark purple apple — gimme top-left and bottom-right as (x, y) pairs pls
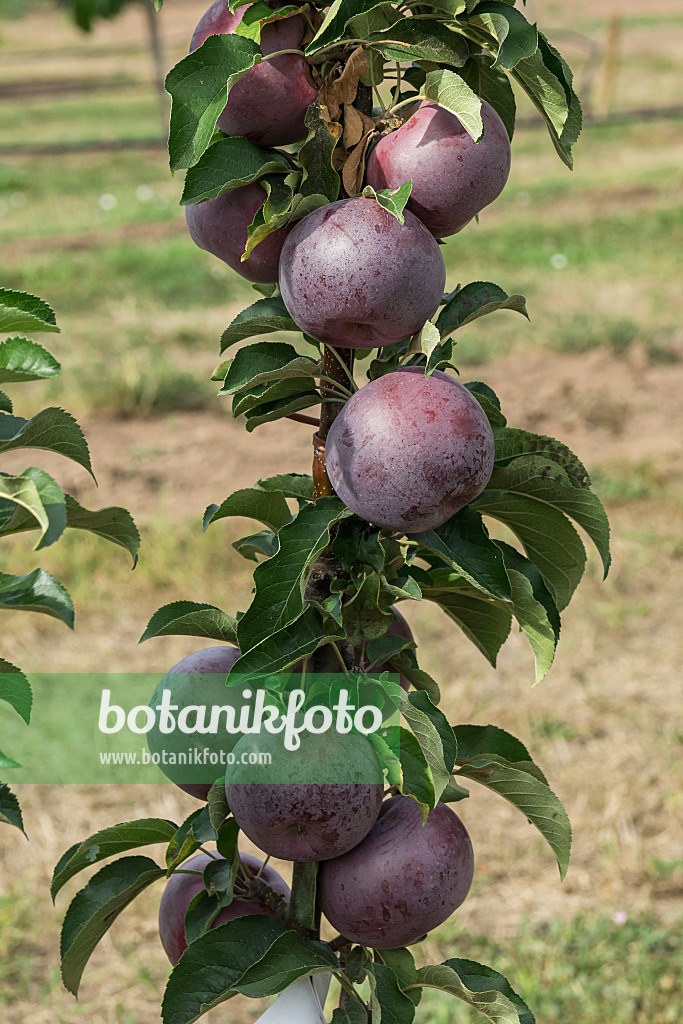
(185, 181), (291, 283)
(225, 729), (385, 861)
(326, 367), (495, 533)
(365, 100), (511, 237)
(278, 197), (446, 349)
(190, 1), (317, 147)
(147, 645), (242, 801)
(158, 851), (289, 965)
(319, 795), (474, 948)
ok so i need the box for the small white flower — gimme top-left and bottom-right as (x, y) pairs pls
(136, 184), (154, 202)
(550, 253), (568, 270)
(99, 193), (117, 211)
(612, 910), (628, 925)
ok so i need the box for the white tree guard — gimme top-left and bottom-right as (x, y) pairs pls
(252, 972), (331, 1023)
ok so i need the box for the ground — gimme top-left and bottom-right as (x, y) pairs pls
(0, 1), (682, 1022)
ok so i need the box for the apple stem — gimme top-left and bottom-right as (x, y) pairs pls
(287, 412), (320, 426)
(286, 860), (320, 936)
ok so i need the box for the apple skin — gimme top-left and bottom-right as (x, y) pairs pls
(365, 100), (511, 237)
(326, 366), (495, 534)
(185, 181), (291, 284)
(158, 851), (289, 965)
(318, 795), (474, 948)
(147, 646), (242, 801)
(189, 1), (317, 147)
(225, 729), (385, 861)
(278, 197), (446, 349)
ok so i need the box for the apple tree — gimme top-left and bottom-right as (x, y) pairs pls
(52, 1), (609, 1021)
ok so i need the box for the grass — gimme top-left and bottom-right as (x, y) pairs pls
(417, 914), (683, 1024)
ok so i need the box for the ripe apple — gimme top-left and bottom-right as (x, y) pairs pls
(190, 0), (317, 147)
(366, 100), (511, 237)
(225, 728), (385, 861)
(185, 181), (291, 283)
(158, 851), (289, 965)
(146, 646), (243, 801)
(318, 795), (474, 948)
(326, 367), (495, 533)
(278, 197), (446, 349)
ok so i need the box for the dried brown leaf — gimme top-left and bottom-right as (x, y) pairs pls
(342, 131), (374, 197)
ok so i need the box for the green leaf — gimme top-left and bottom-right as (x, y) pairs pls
(60, 856), (165, 995)
(204, 486), (292, 533)
(440, 776), (470, 802)
(0, 288), (59, 335)
(0, 391), (11, 413)
(0, 471), (51, 543)
(476, 455), (611, 606)
(506, 566), (557, 683)
(368, 19), (468, 68)
(0, 336), (61, 383)
(232, 529), (278, 562)
(62, 494), (140, 564)
(496, 541), (560, 647)
(420, 69), (483, 142)
(456, 756), (571, 878)
(436, 282), (528, 339)
(161, 916), (288, 1024)
(397, 726), (434, 815)
(493, 428), (590, 488)
(465, 380), (507, 428)
(236, 496), (352, 652)
(219, 343), (320, 396)
(452, 723), (535, 766)
(420, 571), (511, 667)
(0, 407), (94, 480)
(257, 472), (314, 500)
(361, 180), (413, 225)
(332, 516), (385, 572)
(407, 691), (457, 773)
(332, 1004), (369, 1023)
(166, 34), (263, 170)
(0, 568), (74, 627)
(243, 387), (320, 429)
(243, 185), (328, 262)
(139, 601), (239, 645)
(0, 783), (26, 834)
(460, 54), (516, 139)
(220, 296), (299, 352)
(370, 962), (416, 1022)
(0, 659), (32, 725)
(399, 692), (451, 804)
(471, 1), (538, 69)
(511, 34), (581, 169)
(229, 607), (344, 675)
(181, 136), (291, 204)
(299, 100), (342, 202)
(407, 958), (534, 1024)
(235, 930), (339, 997)
(410, 507), (511, 601)
(166, 808), (206, 871)
(375, 947), (417, 989)
(307, 0), (389, 53)
(51, 819), (176, 901)
(342, 572), (393, 645)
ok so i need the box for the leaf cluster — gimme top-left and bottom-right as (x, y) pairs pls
(0, 289), (139, 830)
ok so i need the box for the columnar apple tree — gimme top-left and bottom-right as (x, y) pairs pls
(53, 1), (610, 1021)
